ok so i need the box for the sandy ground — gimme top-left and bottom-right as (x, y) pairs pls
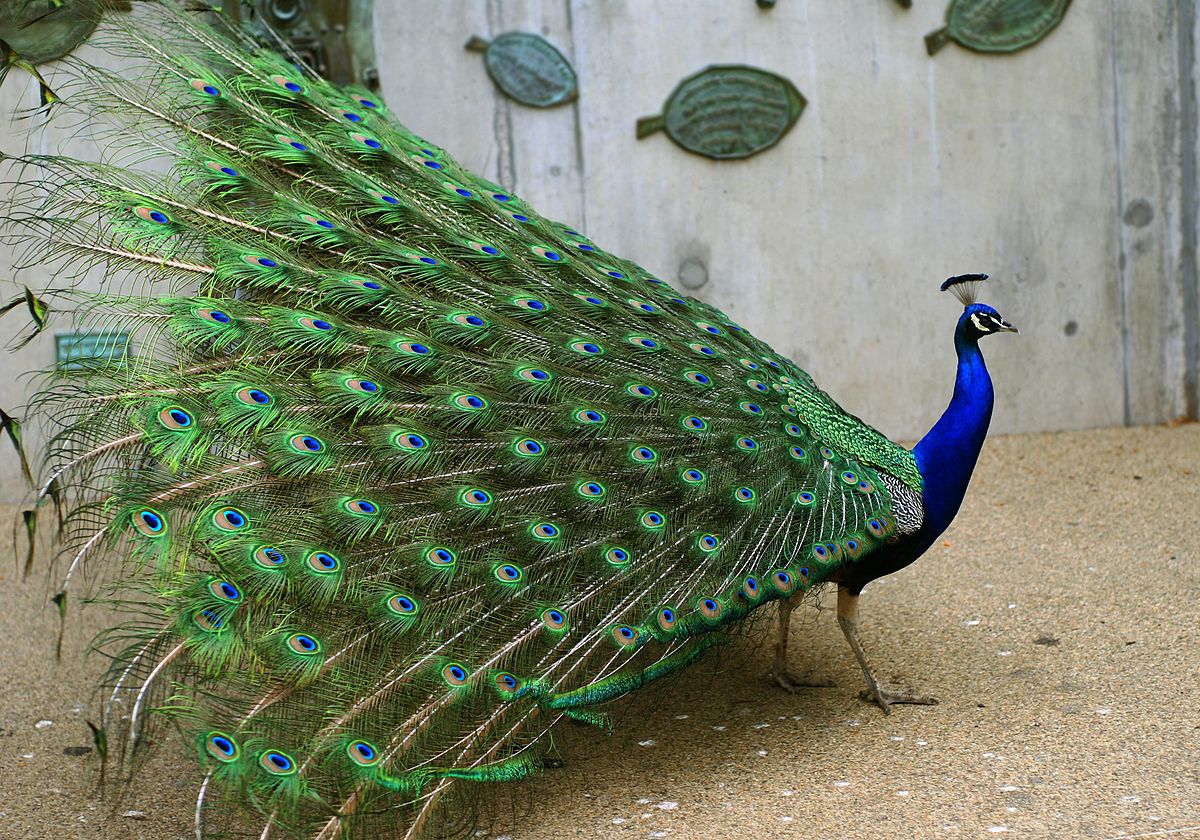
(0, 424), (1197, 840)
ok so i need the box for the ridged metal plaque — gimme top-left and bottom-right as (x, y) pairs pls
(926, 0), (1072, 55)
(465, 32), (578, 108)
(636, 65), (806, 161)
(0, 0), (99, 65)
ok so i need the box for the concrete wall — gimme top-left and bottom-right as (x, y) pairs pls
(2, 0), (1198, 502)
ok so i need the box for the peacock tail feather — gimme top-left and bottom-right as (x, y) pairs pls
(3, 4), (920, 837)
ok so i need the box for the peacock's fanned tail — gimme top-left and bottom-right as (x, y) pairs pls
(3, 4), (917, 837)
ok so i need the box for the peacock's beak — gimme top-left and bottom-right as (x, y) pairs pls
(998, 319), (1019, 334)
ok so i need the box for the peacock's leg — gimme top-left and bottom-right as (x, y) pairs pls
(836, 585), (937, 714)
(769, 592), (834, 692)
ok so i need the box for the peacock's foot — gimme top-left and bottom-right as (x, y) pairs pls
(769, 670), (835, 694)
(858, 684), (938, 715)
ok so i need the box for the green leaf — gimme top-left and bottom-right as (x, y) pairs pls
(21, 508), (36, 578)
(0, 408), (32, 486)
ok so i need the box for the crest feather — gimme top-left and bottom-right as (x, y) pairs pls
(940, 273), (989, 307)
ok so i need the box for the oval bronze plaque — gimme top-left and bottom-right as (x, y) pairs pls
(636, 65), (806, 161)
(0, 0), (99, 65)
(465, 32), (577, 109)
(926, 0), (1072, 55)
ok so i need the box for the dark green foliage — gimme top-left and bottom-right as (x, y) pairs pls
(4, 4), (923, 837)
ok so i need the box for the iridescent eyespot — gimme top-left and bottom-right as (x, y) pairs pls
(393, 431), (428, 451)
(210, 506), (246, 531)
(426, 546), (456, 567)
(812, 544), (830, 561)
(627, 335), (659, 350)
(242, 254), (279, 269)
(207, 579), (240, 603)
(195, 308), (233, 324)
(746, 380), (768, 393)
(254, 545), (286, 567)
(681, 415), (707, 432)
(344, 499), (378, 516)
(640, 510), (665, 529)
(299, 214), (335, 230)
(698, 534), (720, 552)
(626, 383), (656, 398)
(681, 468), (705, 484)
(841, 471), (859, 485)
(734, 487), (756, 503)
(451, 393), (488, 411)
(844, 538), (863, 558)
(789, 446), (807, 460)
(443, 181), (474, 198)
(459, 487), (491, 507)
(191, 79), (221, 96)
(514, 438), (544, 457)
(576, 243), (595, 252)
(494, 563), (523, 582)
(531, 245), (563, 262)
(275, 134), (308, 152)
(531, 522), (560, 540)
(781, 404), (798, 416)
(400, 250), (438, 266)
(785, 423), (803, 437)
(289, 434), (325, 453)
(394, 340), (431, 356)
(466, 240), (500, 255)
(683, 370), (712, 386)
(271, 75), (305, 93)
(341, 111), (362, 123)
(697, 322), (723, 335)
(350, 132), (383, 149)
(386, 593), (419, 616)
(574, 408), (606, 425)
(867, 518), (886, 537)
(288, 633), (321, 655)
(743, 577), (761, 599)
(260, 750), (297, 775)
(772, 570), (795, 594)
(857, 480), (875, 494)
(574, 292), (606, 306)
(345, 378), (380, 394)
(689, 343), (716, 357)
(157, 406), (193, 430)
(541, 608), (568, 631)
(206, 161), (239, 177)
(628, 298), (658, 314)
(449, 312), (488, 329)
(509, 212), (530, 222)
(795, 491), (816, 507)
(516, 367), (552, 383)
(605, 270), (626, 279)
(611, 625), (639, 647)
(577, 481), (605, 499)
(569, 339), (603, 355)
(356, 97), (378, 109)
(297, 316), (334, 332)
(698, 597), (724, 621)
(133, 206), (171, 225)
(767, 359), (782, 369)
(495, 672), (520, 693)
(371, 191), (400, 205)
(739, 359), (759, 370)
(630, 445), (657, 463)
(346, 740), (379, 766)
(821, 447), (836, 461)
(491, 192), (512, 203)
(513, 297), (548, 312)
(234, 386), (271, 406)
(740, 402), (762, 415)
(736, 438), (759, 451)
(307, 551), (340, 573)
(442, 663), (470, 686)
(205, 732), (238, 763)
(193, 608), (224, 632)
(605, 546), (630, 566)
(657, 607), (677, 631)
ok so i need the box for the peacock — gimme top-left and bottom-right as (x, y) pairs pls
(2, 3), (1017, 837)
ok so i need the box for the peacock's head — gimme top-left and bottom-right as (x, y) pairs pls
(941, 273), (1018, 338)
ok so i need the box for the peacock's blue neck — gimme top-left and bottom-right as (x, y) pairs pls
(911, 320), (994, 540)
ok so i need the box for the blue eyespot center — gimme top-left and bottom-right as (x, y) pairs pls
(210, 310), (231, 323)
(301, 436), (322, 451)
(312, 319), (332, 330)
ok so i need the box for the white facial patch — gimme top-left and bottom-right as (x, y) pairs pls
(970, 313), (994, 332)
